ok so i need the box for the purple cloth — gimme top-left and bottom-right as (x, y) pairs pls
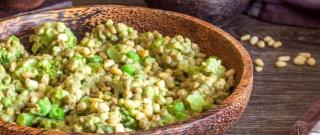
(246, 0), (320, 28)
(290, 100), (320, 135)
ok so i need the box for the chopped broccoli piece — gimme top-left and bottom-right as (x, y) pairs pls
(168, 101), (185, 114)
(1, 97), (12, 108)
(39, 118), (66, 129)
(0, 35), (25, 65)
(120, 108), (139, 130)
(48, 87), (69, 104)
(167, 101), (188, 121)
(37, 97), (52, 116)
(96, 123), (114, 133)
(175, 112), (188, 121)
(36, 58), (63, 79)
(159, 114), (174, 125)
(13, 57), (62, 80)
(30, 22), (77, 54)
(121, 64), (136, 76)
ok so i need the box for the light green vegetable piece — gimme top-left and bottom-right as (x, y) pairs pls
(37, 97), (52, 116)
(49, 105), (65, 120)
(121, 64), (136, 75)
(202, 57), (225, 77)
(185, 91), (206, 113)
(126, 52), (140, 63)
(168, 101), (188, 121)
(17, 113), (36, 126)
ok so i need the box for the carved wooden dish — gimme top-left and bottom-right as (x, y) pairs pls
(0, 5), (253, 135)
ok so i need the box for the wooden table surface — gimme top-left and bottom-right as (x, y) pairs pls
(1, 0), (320, 134)
(224, 15), (320, 135)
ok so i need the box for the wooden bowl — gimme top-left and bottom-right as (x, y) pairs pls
(0, 0), (45, 11)
(144, 0), (250, 27)
(0, 5), (253, 135)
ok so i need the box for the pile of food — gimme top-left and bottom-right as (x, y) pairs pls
(0, 20), (235, 133)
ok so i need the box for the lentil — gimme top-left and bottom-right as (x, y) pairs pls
(299, 52), (312, 58)
(255, 66), (263, 72)
(263, 36), (273, 42)
(275, 61), (287, 68)
(250, 36), (259, 45)
(257, 41), (266, 48)
(293, 55), (307, 65)
(267, 40), (275, 47)
(307, 57), (316, 66)
(273, 41), (282, 48)
(240, 34), (251, 41)
(254, 58), (264, 67)
(278, 56), (291, 61)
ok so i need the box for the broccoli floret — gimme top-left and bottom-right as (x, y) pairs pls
(185, 91), (206, 113)
(47, 87), (69, 104)
(13, 56), (62, 80)
(201, 57), (225, 77)
(120, 108), (139, 130)
(0, 35), (25, 65)
(36, 58), (63, 79)
(30, 22), (77, 54)
(39, 118), (66, 130)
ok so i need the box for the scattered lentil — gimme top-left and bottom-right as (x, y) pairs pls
(255, 66), (263, 72)
(273, 41), (282, 48)
(250, 36), (259, 45)
(257, 41), (266, 48)
(293, 55), (307, 65)
(254, 58), (264, 67)
(307, 57), (316, 66)
(275, 61), (287, 68)
(263, 36), (273, 42)
(267, 40), (275, 47)
(277, 56), (291, 62)
(299, 52), (312, 58)
(240, 34), (251, 41)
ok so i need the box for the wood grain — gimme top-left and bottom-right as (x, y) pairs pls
(224, 15), (320, 135)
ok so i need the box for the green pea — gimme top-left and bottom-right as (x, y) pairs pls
(126, 52), (140, 63)
(17, 113), (35, 126)
(121, 64), (135, 75)
(49, 105), (65, 120)
(88, 55), (102, 63)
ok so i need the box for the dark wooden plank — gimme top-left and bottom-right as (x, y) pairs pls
(224, 15), (320, 135)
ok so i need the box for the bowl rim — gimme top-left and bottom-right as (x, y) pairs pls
(0, 5), (253, 135)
